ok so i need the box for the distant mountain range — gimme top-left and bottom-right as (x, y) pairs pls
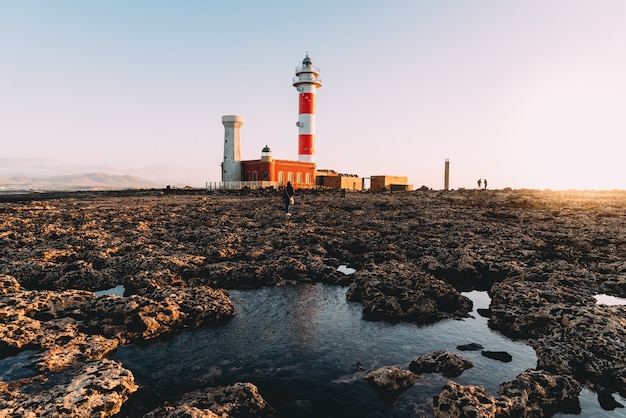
(0, 172), (160, 190)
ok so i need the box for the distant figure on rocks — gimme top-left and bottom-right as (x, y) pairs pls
(484, 179), (488, 189)
(477, 179), (482, 189)
(283, 181), (295, 216)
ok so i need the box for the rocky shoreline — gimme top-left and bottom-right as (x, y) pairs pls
(1, 188), (625, 416)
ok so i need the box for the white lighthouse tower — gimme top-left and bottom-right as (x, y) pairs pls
(221, 115), (244, 182)
(293, 53), (322, 163)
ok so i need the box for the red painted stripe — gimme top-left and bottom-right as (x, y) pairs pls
(298, 134), (314, 155)
(299, 93), (315, 114)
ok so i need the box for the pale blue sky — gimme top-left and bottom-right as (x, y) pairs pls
(1, 1), (625, 189)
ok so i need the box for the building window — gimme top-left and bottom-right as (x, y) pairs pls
(278, 171), (284, 184)
(253, 171), (258, 181)
(297, 172), (302, 185)
(245, 172), (251, 181)
(288, 172), (294, 182)
(262, 172), (270, 180)
(305, 173), (311, 184)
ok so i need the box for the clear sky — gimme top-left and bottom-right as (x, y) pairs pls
(1, 1), (625, 190)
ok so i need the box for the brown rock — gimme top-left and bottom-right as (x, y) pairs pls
(0, 288), (114, 369)
(365, 366), (419, 394)
(0, 288), (95, 320)
(489, 278), (626, 391)
(0, 314), (42, 353)
(498, 369), (582, 416)
(0, 359), (138, 417)
(34, 318), (119, 373)
(3, 188), (626, 412)
(347, 260), (473, 324)
(433, 369), (581, 417)
(86, 285), (235, 343)
(0, 275), (20, 295)
(144, 382), (274, 417)
(409, 350), (474, 378)
(432, 381), (513, 417)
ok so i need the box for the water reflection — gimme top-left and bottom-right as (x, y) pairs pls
(287, 283), (319, 351)
(112, 285), (539, 417)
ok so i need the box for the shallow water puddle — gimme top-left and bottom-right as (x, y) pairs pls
(594, 294), (626, 306)
(112, 286), (537, 416)
(94, 285), (125, 297)
(337, 265), (356, 275)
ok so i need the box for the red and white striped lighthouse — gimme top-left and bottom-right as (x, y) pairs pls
(293, 53), (322, 163)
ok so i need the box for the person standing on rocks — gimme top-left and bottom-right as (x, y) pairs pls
(477, 179), (482, 189)
(484, 179), (488, 189)
(283, 181), (295, 216)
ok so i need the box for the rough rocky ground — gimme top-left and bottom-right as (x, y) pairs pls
(0, 188), (625, 416)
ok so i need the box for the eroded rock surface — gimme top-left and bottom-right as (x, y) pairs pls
(433, 369), (581, 417)
(1, 188), (626, 415)
(489, 277), (626, 394)
(144, 382), (274, 418)
(0, 274), (235, 416)
(498, 369), (582, 416)
(409, 350), (474, 378)
(365, 366), (419, 394)
(347, 260), (473, 323)
(86, 285), (234, 344)
(0, 276), (111, 368)
(433, 381), (512, 417)
(0, 358), (138, 417)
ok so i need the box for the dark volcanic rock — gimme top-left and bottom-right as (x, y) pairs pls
(432, 381), (514, 417)
(0, 277), (102, 364)
(144, 382), (275, 417)
(0, 359), (138, 417)
(86, 285), (235, 344)
(476, 308), (490, 318)
(489, 277), (626, 392)
(433, 369), (582, 417)
(498, 369), (582, 416)
(365, 366), (419, 394)
(409, 350), (474, 378)
(597, 388), (625, 410)
(2, 189), (626, 414)
(0, 275), (20, 295)
(0, 274), (235, 415)
(346, 260), (473, 323)
(482, 350), (513, 363)
(32, 318), (119, 373)
(456, 342), (484, 351)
